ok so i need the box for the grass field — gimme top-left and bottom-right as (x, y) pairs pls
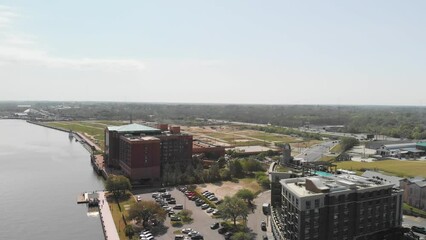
(107, 193), (138, 240)
(239, 130), (301, 143)
(46, 121), (126, 150)
(330, 144), (342, 153)
(335, 160), (426, 178)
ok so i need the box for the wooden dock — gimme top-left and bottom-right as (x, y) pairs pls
(77, 193), (88, 204)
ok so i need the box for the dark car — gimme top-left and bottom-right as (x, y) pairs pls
(224, 232), (233, 240)
(261, 221), (267, 231)
(412, 226), (426, 234)
(218, 227), (228, 234)
(191, 234), (204, 240)
(168, 199), (176, 204)
(195, 201), (203, 206)
(170, 215), (181, 221)
(210, 222), (220, 229)
(158, 188), (167, 192)
(173, 204), (183, 210)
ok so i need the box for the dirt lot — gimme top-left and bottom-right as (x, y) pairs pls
(196, 179), (263, 199)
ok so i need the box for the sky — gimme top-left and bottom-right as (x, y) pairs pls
(0, 1), (425, 105)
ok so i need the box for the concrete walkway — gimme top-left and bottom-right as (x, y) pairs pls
(98, 191), (120, 240)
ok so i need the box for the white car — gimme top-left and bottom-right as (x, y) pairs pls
(188, 231), (200, 237)
(181, 228), (192, 234)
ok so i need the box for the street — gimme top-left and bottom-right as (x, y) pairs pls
(247, 190), (272, 239)
(296, 141), (336, 162)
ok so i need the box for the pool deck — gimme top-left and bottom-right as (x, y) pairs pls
(98, 191), (120, 240)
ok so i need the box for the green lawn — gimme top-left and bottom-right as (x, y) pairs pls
(403, 203), (426, 216)
(335, 160), (426, 178)
(330, 144), (342, 153)
(240, 131), (300, 143)
(46, 121), (106, 150)
(107, 192), (138, 240)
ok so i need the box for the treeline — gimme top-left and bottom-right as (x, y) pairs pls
(161, 157), (270, 188)
(4, 102), (426, 139)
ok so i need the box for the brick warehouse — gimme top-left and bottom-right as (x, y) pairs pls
(104, 123), (193, 182)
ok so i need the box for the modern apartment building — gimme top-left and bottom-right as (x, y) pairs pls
(272, 174), (403, 240)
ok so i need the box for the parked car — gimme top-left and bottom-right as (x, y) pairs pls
(137, 195), (142, 202)
(212, 209), (221, 216)
(181, 228), (192, 234)
(152, 193), (160, 198)
(215, 199), (223, 205)
(174, 204), (183, 209)
(175, 235), (185, 240)
(218, 227), (228, 234)
(412, 226), (426, 234)
(201, 204), (209, 210)
(208, 196), (218, 201)
(206, 208), (215, 213)
(261, 221), (267, 231)
(210, 222), (220, 229)
(168, 199), (176, 204)
(170, 215), (181, 221)
(188, 230), (200, 237)
(168, 211), (176, 217)
(191, 234), (204, 240)
(224, 232), (233, 240)
(158, 188), (167, 192)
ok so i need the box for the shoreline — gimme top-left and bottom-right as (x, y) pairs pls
(26, 120), (119, 240)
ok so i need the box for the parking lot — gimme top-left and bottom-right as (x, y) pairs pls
(135, 187), (224, 240)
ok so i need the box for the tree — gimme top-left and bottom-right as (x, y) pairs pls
(124, 225), (135, 239)
(209, 162), (220, 181)
(340, 137), (359, 152)
(217, 196), (250, 227)
(231, 232), (253, 240)
(218, 156), (227, 168)
(128, 200), (166, 228)
(235, 189), (255, 205)
(229, 160), (244, 178)
(177, 209), (193, 223)
(105, 175), (131, 199)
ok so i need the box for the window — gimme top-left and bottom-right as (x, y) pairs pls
(315, 199), (320, 208)
(306, 201), (311, 210)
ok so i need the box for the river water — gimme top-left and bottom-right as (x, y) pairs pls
(0, 120), (104, 240)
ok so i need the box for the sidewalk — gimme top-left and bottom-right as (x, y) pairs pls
(98, 191), (120, 240)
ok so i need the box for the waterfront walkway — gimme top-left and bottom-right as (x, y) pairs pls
(98, 191), (120, 240)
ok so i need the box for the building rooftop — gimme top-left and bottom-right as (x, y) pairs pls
(123, 136), (160, 142)
(362, 170), (403, 187)
(281, 174), (395, 197)
(107, 123), (161, 133)
(406, 177), (426, 187)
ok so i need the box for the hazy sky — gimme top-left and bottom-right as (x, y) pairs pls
(1, 1), (425, 105)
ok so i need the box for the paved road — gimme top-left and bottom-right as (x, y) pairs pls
(296, 141), (336, 162)
(136, 188), (223, 240)
(247, 190), (272, 239)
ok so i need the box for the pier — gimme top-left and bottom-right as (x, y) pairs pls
(98, 191), (120, 240)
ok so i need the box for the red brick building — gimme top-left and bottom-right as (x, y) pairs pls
(105, 123), (193, 182)
(119, 136), (161, 181)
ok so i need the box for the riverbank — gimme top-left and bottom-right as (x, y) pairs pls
(26, 120), (120, 240)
